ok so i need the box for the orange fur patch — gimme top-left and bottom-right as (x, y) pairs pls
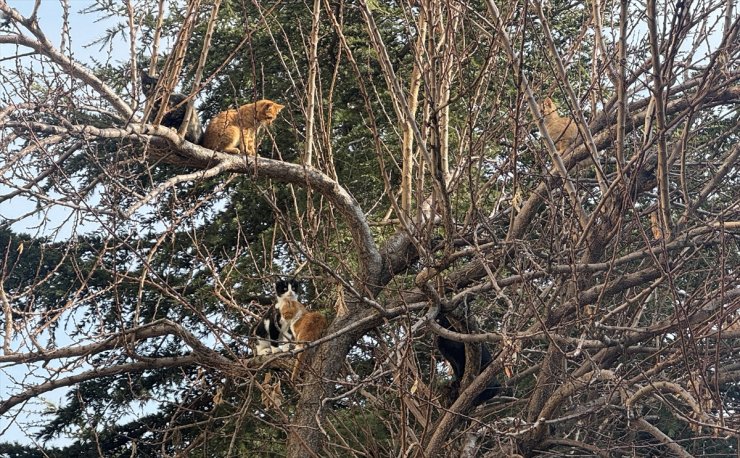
(293, 311), (328, 343)
(277, 296), (304, 322)
(650, 211), (671, 240)
(541, 97), (577, 153)
(290, 310), (328, 381)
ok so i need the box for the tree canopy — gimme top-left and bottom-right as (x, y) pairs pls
(1, 0), (739, 456)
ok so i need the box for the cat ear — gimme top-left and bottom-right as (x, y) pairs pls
(541, 98), (556, 114)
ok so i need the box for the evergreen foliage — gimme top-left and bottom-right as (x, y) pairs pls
(0, 0), (738, 456)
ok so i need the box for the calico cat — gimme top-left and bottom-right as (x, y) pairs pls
(541, 97), (577, 153)
(253, 281), (301, 356)
(140, 72), (203, 144)
(436, 313), (500, 407)
(201, 100), (285, 155)
(274, 281), (327, 380)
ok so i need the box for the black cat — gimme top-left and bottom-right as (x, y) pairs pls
(140, 72), (203, 144)
(436, 313), (500, 406)
(252, 280), (301, 356)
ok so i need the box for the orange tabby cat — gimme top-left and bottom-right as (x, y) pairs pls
(274, 284), (328, 381)
(202, 99), (285, 155)
(650, 210), (671, 240)
(541, 97), (577, 153)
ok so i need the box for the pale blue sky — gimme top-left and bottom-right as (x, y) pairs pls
(0, 0), (132, 240)
(1, 1), (132, 447)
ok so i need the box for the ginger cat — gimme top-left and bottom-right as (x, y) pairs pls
(274, 281), (327, 380)
(541, 97), (577, 153)
(650, 210), (671, 240)
(202, 100), (284, 155)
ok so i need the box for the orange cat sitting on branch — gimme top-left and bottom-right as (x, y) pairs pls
(274, 282), (328, 381)
(541, 97), (577, 153)
(202, 99), (285, 155)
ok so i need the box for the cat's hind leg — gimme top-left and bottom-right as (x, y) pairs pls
(221, 125), (243, 154)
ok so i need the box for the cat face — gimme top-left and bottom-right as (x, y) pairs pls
(275, 284), (305, 322)
(140, 71), (160, 97)
(257, 100), (285, 124)
(275, 279), (300, 297)
(541, 97), (557, 116)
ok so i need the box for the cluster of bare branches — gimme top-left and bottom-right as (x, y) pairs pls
(1, 0), (739, 456)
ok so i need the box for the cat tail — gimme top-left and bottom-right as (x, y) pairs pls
(291, 345), (307, 381)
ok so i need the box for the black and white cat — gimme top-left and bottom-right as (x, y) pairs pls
(253, 280), (299, 356)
